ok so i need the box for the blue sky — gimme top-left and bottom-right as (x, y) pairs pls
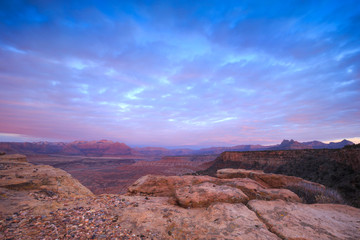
(0, 0), (359, 147)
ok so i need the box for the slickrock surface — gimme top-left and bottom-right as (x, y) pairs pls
(117, 196), (280, 239)
(248, 199), (360, 240)
(0, 154), (93, 215)
(128, 173), (304, 203)
(175, 182), (249, 207)
(1, 154), (360, 239)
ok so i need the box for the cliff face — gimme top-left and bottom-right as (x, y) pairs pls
(216, 148), (360, 171)
(201, 148), (360, 207)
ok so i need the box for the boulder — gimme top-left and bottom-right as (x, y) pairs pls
(248, 199), (360, 240)
(175, 182), (249, 207)
(127, 174), (217, 197)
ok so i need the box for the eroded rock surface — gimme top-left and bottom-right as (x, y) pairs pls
(128, 173), (303, 204)
(0, 154), (93, 215)
(248, 199), (360, 240)
(1, 155), (359, 240)
(217, 168), (325, 189)
(117, 196), (280, 239)
(175, 182), (249, 208)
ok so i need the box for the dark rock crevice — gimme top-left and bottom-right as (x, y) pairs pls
(246, 203), (286, 240)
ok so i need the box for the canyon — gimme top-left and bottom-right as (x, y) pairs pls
(25, 154), (217, 194)
(1, 154), (360, 239)
(200, 146), (360, 207)
(0, 139), (356, 199)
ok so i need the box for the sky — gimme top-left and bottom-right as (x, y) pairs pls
(0, 0), (359, 147)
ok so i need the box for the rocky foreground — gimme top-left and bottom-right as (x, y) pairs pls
(1, 154), (360, 239)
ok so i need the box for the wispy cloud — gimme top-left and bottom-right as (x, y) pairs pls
(0, 0), (359, 146)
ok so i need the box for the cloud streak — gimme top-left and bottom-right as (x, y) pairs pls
(0, 0), (359, 147)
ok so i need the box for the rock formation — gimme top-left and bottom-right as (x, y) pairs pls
(126, 169), (359, 239)
(248, 200), (360, 240)
(1, 154), (360, 239)
(127, 173), (303, 204)
(201, 148), (360, 207)
(0, 154), (93, 215)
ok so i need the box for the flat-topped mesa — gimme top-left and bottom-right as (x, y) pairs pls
(0, 154), (93, 215)
(201, 148), (360, 207)
(214, 148), (360, 172)
(0, 153), (27, 162)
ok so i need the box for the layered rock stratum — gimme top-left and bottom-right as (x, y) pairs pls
(1, 154), (360, 239)
(201, 148), (360, 207)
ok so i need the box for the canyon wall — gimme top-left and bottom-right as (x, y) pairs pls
(205, 148), (360, 173)
(201, 148), (360, 207)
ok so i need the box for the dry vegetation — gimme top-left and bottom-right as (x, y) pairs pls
(286, 182), (346, 205)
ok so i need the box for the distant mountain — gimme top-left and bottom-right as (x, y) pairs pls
(302, 140), (328, 149)
(0, 140), (132, 156)
(267, 139), (354, 150)
(327, 139), (355, 149)
(196, 139), (354, 154)
(0, 139), (354, 156)
(267, 139), (308, 150)
(194, 145), (268, 155)
(132, 147), (194, 156)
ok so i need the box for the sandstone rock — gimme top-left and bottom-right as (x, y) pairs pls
(117, 196), (280, 239)
(2, 159), (358, 240)
(128, 173), (303, 205)
(259, 188), (301, 202)
(202, 149), (360, 207)
(175, 182), (249, 207)
(217, 168), (265, 179)
(217, 168), (325, 189)
(221, 177), (268, 192)
(217, 178), (301, 202)
(127, 174), (217, 197)
(0, 154), (93, 215)
(248, 199), (360, 240)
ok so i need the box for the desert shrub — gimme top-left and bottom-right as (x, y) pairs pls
(286, 182), (346, 205)
(343, 143), (360, 149)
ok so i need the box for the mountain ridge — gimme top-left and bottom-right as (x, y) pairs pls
(0, 139), (354, 156)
